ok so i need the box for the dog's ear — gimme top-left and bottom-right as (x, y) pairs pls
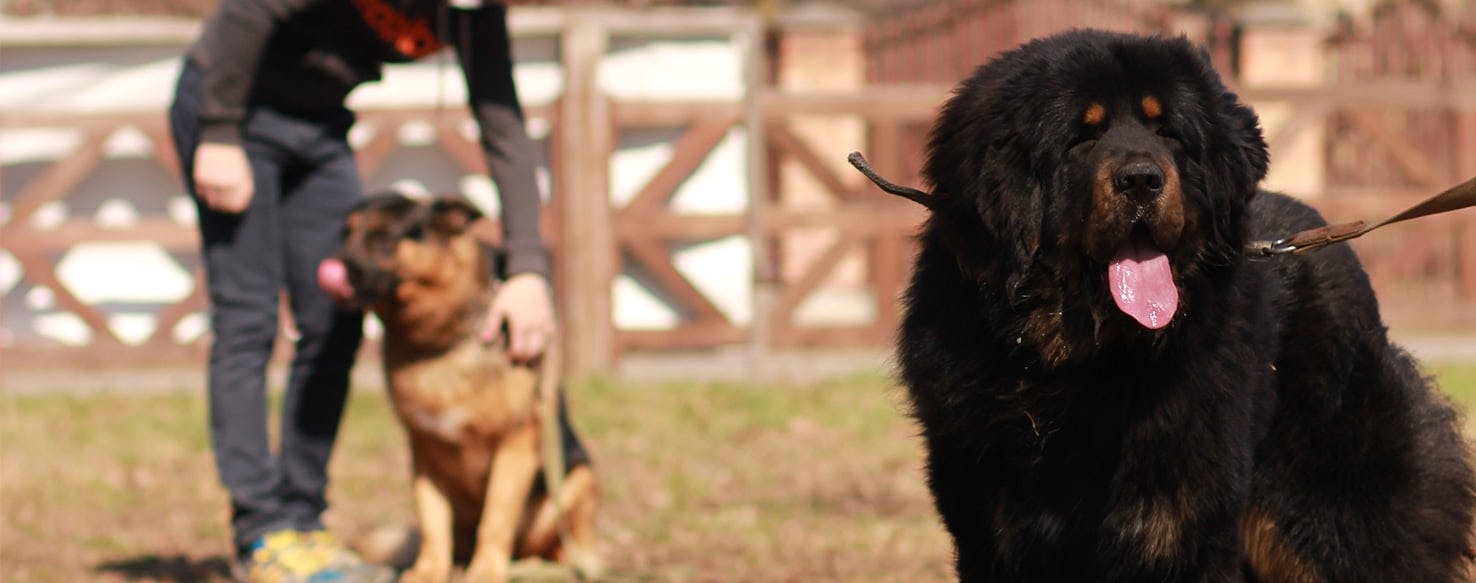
(343, 208), (364, 236)
(1219, 92), (1269, 188)
(427, 197), (485, 236)
(918, 100), (1045, 289)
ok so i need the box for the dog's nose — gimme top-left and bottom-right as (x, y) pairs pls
(1112, 161), (1165, 197)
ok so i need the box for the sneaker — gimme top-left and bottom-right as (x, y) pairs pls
(235, 529), (394, 583)
(297, 529), (395, 582)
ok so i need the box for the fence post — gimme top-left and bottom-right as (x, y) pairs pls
(1238, 7), (1325, 204)
(558, 12), (616, 377)
(740, 16), (774, 375)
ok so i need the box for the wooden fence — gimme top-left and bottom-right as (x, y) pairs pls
(863, 0), (1168, 84)
(3, 5), (1475, 378)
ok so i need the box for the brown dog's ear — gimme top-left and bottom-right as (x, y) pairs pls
(427, 197), (485, 236)
(428, 196), (503, 249)
(343, 209), (363, 234)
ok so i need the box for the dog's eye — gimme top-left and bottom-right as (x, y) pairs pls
(1157, 126), (1180, 141)
(366, 233), (388, 248)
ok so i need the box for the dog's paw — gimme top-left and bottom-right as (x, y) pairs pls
(399, 561), (452, 583)
(463, 556), (511, 583)
(567, 546), (606, 580)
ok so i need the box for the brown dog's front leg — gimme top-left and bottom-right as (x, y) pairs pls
(517, 464), (605, 578)
(465, 423), (540, 582)
(402, 446), (455, 583)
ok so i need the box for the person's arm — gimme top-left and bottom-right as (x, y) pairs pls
(455, 5), (557, 362)
(193, 0), (319, 145)
(455, 5), (549, 277)
(188, 0), (319, 213)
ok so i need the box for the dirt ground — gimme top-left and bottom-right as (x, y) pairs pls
(5, 362), (1476, 582)
(1, 371), (953, 582)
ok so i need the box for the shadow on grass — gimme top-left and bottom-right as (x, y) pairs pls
(95, 554), (233, 581)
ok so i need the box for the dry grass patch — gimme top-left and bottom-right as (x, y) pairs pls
(5, 363), (1474, 581)
(2, 372), (951, 582)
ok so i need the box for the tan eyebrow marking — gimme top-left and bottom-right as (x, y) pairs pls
(1142, 95), (1162, 119)
(1084, 102), (1106, 125)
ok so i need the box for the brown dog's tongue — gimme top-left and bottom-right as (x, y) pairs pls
(1107, 232), (1178, 330)
(317, 258), (355, 304)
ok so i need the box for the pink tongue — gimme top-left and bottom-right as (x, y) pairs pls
(1107, 233), (1178, 330)
(317, 258), (355, 304)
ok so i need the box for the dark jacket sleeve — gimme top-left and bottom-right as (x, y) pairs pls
(451, 5), (550, 277)
(187, 0), (322, 145)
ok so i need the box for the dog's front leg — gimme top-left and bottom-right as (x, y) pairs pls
(1099, 384), (1254, 582)
(403, 444), (456, 583)
(465, 422), (540, 582)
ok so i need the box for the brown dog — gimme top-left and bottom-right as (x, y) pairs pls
(320, 193), (602, 582)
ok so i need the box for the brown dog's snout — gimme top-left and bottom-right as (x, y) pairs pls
(342, 254), (399, 304)
(1112, 159), (1165, 199)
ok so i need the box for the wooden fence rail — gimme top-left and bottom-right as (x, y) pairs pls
(3, 80), (1474, 375)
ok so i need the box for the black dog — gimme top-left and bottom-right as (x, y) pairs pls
(888, 30), (1474, 581)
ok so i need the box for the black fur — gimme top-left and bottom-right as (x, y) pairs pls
(896, 30), (1474, 581)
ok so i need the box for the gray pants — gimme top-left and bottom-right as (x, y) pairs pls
(169, 59), (365, 558)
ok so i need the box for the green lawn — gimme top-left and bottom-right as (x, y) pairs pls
(1439, 364), (1476, 423)
(3, 364), (1474, 582)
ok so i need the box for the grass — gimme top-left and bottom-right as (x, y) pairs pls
(3, 364), (1475, 582)
(1, 370), (950, 582)
(1438, 364), (1476, 419)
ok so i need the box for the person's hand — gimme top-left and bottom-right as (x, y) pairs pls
(193, 142), (254, 214)
(481, 273), (556, 362)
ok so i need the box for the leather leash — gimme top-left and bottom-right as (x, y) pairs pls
(534, 337), (572, 555)
(1246, 175), (1476, 256)
(847, 151), (1476, 257)
(468, 216), (602, 578)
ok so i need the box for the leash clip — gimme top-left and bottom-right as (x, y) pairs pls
(1265, 238), (1300, 256)
(1246, 237), (1299, 257)
(1248, 221), (1366, 257)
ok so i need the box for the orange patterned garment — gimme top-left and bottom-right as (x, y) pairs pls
(350, 0), (444, 59)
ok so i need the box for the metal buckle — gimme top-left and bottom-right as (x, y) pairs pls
(1247, 238), (1298, 257)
